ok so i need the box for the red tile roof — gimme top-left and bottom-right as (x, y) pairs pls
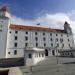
(0, 5), (8, 12)
(10, 24), (64, 33)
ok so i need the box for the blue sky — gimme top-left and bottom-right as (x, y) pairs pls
(0, 0), (75, 40)
(0, 0), (75, 19)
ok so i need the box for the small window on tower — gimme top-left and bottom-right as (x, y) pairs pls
(8, 52), (10, 54)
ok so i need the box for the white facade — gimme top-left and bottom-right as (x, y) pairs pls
(6, 28), (74, 58)
(0, 6), (10, 58)
(24, 48), (45, 66)
(0, 6), (74, 60)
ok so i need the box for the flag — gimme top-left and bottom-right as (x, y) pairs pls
(37, 23), (40, 25)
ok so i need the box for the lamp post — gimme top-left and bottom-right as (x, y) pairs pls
(56, 45), (58, 64)
(60, 44), (64, 64)
(54, 40), (59, 64)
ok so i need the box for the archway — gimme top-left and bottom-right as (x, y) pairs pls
(45, 49), (48, 56)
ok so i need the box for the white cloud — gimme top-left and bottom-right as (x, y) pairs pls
(11, 16), (34, 25)
(11, 13), (70, 28)
(11, 12), (75, 42)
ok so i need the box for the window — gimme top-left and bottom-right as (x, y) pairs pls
(25, 36), (28, 40)
(51, 43), (53, 47)
(14, 50), (17, 55)
(60, 38), (63, 43)
(28, 53), (32, 58)
(36, 43), (38, 47)
(56, 34), (58, 36)
(68, 39), (69, 42)
(15, 31), (18, 34)
(35, 37), (38, 41)
(43, 37), (46, 41)
(14, 43), (17, 47)
(8, 52), (10, 54)
(35, 32), (37, 35)
(50, 38), (53, 41)
(42, 53), (44, 57)
(50, 33), (52, 36)
(25, 43), (28, 47)
(68, 44), (70, 47)
(56, 38), (58, 41)
(43, 33), (45, 36)
(44, 43), (46, 47)
(25, 31), (28, 34)
(62, 44), (64, 47)
(15, 36), (17, 40)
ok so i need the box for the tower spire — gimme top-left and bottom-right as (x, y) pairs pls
(64, 21), (72, 34)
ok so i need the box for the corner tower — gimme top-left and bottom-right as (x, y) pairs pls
(64, 21), (72, 34)
(0, 6), (11, 58)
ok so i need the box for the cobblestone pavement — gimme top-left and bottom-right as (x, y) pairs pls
(20, 57), (75, 75)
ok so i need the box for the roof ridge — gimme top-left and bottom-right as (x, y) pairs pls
(10, 24), (64, 33)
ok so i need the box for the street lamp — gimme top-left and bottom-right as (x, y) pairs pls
(56, 44), (58, 64)
(54, 40), (59, 64)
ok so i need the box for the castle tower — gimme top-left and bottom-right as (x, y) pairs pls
(0, 6), (11, 58)
(64, 21), (72, 34)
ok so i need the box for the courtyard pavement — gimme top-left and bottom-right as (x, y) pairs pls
(20, 56), (75, 75)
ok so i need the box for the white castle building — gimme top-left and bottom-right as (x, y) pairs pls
(0, 6), (75, 66)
